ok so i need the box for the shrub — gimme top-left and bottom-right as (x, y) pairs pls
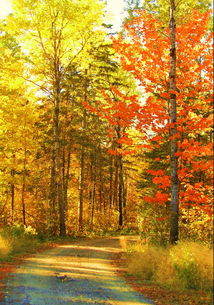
(0, 224), (39, 259)
(0, 235), (11, 258)
(127, 243), (166, 280)
(169, 242), (213, 291)
(126, 241), (213, 291)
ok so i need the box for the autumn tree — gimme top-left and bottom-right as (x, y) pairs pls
(0, 22), (39, 226)
(8, 0), (105, 235)
(83, 74), (140, 228)
(0, 0), (212, 240)
(113, 6), (213, 242)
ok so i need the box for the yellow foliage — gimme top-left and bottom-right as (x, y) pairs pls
(0, 235), (11, 258)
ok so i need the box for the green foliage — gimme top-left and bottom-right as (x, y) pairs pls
(138, 202), (170, 246)
(174, 260), (200, 289)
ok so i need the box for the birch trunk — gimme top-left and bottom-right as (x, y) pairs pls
(169, 0), (179, 244)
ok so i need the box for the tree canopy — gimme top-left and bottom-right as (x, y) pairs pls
(0, 0), (212, 244)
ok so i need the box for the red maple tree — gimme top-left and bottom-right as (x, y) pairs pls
(113, 9), (213, 219)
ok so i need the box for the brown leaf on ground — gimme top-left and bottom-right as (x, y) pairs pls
(0, 262), (16, 302)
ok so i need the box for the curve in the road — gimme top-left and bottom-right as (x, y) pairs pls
(1, 237), (154, 305)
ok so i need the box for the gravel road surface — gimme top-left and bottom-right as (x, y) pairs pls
(1, 237), (154, 305)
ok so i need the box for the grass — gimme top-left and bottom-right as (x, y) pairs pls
(0, 225), (42, 261)
(117, 240), (213, 305)
(0, 225), (80, 261)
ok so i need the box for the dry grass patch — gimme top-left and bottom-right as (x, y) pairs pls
(0, 235), (11, 258)
(126, 241), (213, 292)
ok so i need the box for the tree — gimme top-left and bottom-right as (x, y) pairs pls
(169, 0), (178, 244)
(83, 82), (139, 227)
(0, 22), (40, 227)
(0, 0), (211, 240)
(9, 0), (105, 235)
(113, 7), (212, 242)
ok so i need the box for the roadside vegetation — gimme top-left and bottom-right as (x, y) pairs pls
(0, 225), (213, 305)
(126, 241), (213, 291)
(119, 239), (213, 305)
(0, 225), (63, 262)
(0, 225), (43, 261)
(0, 224), (131, 262)
(0, 225), (46, 301)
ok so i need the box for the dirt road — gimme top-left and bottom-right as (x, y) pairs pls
(1, 236), (153, 305)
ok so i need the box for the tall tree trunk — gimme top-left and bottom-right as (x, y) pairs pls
(64, 146), (71, 212)
(109, 153), (113, 209)
(99, 162), (103, 212)
(91, 155), (96, 228)
(113, 156), (118, 208)
(54, 84), (66, 236)
(78, 142), (85, 231)
(49, 152), (57, 234)
(11, 169), (15, 224)
(169, 0), (179, 244)
(21, 106), (28, 227)
(123, 171), (127, 221)
(21, 149), (27, 226)
(116, 126), (124, 227)
(78, 70), (88, 231)
(50, 19), (66, 236)
(118, 153), (123, 227)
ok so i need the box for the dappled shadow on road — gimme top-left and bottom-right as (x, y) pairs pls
(1, 237), (153, 305)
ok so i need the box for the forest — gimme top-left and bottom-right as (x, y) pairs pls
(0, 0), (213, 304)
(0, 0), (213, 243)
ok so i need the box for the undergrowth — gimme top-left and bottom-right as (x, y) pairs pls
(0, 225), (44, 261)
(126, 240), (213, 292)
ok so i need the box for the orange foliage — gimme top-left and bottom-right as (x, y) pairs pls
(113, 9), (213, 215)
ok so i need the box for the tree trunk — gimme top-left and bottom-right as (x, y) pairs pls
(109, 154), (113, 209)
(123, 171), (127, 221)
(11, 169), (15, 224)
(118, 153), (123, 227)
(49, 152), (57, 234)
(51, 19), (66, 236)
(78, 142), (85, 231)
(90, 152), (97, 228)
(113, 156), (118, 208)
(78, 70), (88, 231)
(54, 86), (66, 236)
(169, 0), (179, 244)
(91, 169), (96, 228)
(99, 163), (103, 212)
(21, 149), (27, 226)
(116, 126), (124, 227)
(64, 146), (71, 212)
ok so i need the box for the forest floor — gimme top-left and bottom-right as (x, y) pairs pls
(0, 236), (153, 305)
